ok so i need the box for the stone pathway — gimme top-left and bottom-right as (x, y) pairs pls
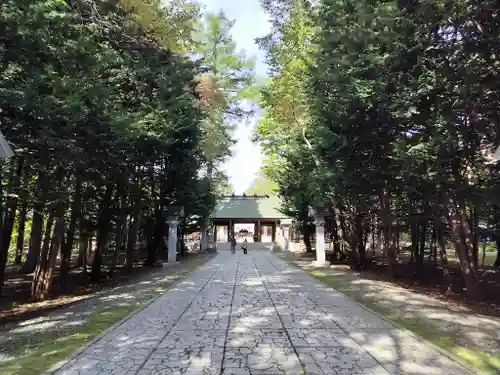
(46, 251), (478, 375)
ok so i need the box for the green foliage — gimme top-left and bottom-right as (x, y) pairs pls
(245, 173), (277, 195)
(0, 0), (252, 295)
(192, 10), (255, 216)
(257, 0), (500, 295)
(255, 0), (318, 231)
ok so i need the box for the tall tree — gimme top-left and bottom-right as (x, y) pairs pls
(257, 0), (500, 299)
(194, 10), (255, 248)
(255, 0), (318, 250)
(0, 0), (225, 298)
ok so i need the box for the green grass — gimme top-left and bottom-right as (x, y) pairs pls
(0, 254), (214, 375)
(293, 262), (500, 375)
(0, 305), (141, 375)
(392, 317), (500, 374)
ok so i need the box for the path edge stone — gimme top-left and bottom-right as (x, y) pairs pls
(41, 257), (212, 375)
(281, 257), (487, 375)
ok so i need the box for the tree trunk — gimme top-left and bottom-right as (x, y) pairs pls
(146, 205), (163, 266)
(428, 225), (437, 265)
(355, 212), (365, 267)
(179, 226), (185, 257)
(336, 207), (359, 269)
(22, 174), (48, 274)
(31, 210), (55, 300)
(60, 176), (83, 289)
(371, 220), (376, 256)
(14, 199), (28, 265)
(481, 241), (487, 269)
(78, 232), (89, 274)
(91, 183), (114, 282)
(126, 213), (139, 272)
(445, 195), (481, 300)
(110, 183), (127, 276)
(395, 220), (400, 254)
(31, 209), (65, 301)
(23, 209), (44, 272)
(126, 182), (141, 272)
(0, 157), (23, 294)
(417, 219), (426, 268)
(146, 166), (158, 265)
(302, 223), (313, 253)
(380, 184), (396, 276)
(14, 167), (30, 265)
(494, 237), (500, 268)
(409, 217), (418, 264)
(470, 204), (479, 270)
(331, 213), (341, 257)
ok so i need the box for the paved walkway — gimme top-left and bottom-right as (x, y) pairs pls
(47, 251), (477, 375)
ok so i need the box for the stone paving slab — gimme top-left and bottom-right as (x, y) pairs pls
(48, 250), (478, 375)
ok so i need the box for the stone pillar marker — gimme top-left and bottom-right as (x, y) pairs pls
(167, 217), (179, 264)
(283, 227), (290, 252)
(309, 206), (330, 267)
(257, 220), (261, 242)
(200, 221), (208, 251)
(163, 205), (183, 264)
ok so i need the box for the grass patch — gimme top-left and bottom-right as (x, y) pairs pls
(0, 304), (141, 375)
(392, 317), (500, 375)
(288, 259), (500, 375)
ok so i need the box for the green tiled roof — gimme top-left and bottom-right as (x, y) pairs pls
(211, 195), (290, 219)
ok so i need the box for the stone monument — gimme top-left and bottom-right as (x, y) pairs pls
(163, 206), (184, 264)
(308, 206), (330, 267)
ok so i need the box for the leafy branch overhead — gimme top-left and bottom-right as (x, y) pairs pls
(256, 0), (500, 301)
(0, 0), (251, 300)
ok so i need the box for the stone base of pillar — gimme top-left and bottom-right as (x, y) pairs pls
(162, 261), (180, 266)
(312, 260), (331, 268)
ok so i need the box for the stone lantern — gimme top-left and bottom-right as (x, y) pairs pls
(163, 206), (184, 264)
(308, 206), (330, 267)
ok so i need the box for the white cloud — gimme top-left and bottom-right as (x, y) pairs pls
(223, 120), (263, 193)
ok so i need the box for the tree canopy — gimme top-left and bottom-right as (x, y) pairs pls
(245, 172), (278, 195)
(0, 0), (250, 300)
(256, 0), (500, 300)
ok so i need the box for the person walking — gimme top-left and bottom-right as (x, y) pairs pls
(230, 235), (236, 254)
(242, 238), (248, 255)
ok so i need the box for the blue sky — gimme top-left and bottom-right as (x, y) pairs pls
(200, 0), (270, 193)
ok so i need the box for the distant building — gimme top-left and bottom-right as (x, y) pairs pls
(210, 194), (290, 243)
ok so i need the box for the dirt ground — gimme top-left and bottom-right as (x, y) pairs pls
(305, 250), (500, 315)
(281, 251), (500, 373)
(0, 250), (195, 325)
